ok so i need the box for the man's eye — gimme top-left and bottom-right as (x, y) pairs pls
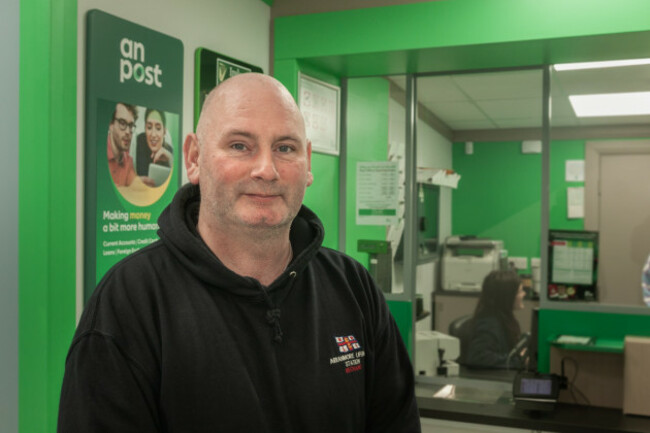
(231, 143), (247, 151)
(277, 145), (294, 153)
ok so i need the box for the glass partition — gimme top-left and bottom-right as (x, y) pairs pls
(411, 68), (545, 381)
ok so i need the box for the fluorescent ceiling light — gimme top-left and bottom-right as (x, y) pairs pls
(554, 58), (650, 71)
(569, 92), (650, 117)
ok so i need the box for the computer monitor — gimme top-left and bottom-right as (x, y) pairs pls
(547, 229), (599, 301)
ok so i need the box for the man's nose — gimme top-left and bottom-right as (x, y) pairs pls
(250, 148), (279, 181)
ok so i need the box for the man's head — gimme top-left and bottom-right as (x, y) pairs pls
(109, 103), (138, 155)
(184, 73), (313, 234)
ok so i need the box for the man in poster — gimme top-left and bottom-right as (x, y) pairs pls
(107, 102), (138, 187)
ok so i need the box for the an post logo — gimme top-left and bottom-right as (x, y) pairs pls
(119, 38), (163, 88)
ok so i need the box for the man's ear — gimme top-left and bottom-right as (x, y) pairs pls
(184, 133), (201, 185)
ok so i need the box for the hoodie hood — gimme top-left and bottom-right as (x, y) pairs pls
(157, 183), (325, 300)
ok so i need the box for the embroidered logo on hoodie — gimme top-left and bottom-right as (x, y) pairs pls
(329, 335), (365, 374)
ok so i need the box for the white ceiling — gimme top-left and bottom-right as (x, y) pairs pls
(390, 63), (650, 131)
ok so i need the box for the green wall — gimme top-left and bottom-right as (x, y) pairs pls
(275, 0), (650, 77)
(344, 77), (389, 267)
(451, 140), (586, 273)
(452, 141), (542, 272)
(20, 0), (78, 431)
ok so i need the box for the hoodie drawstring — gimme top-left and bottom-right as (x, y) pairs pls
(266, 309), (283, 343)
(262, 271), (297, 344)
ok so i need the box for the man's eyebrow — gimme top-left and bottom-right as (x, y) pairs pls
(224, 130), (257, 139)
(224, 130), (302, 143)
(275, 135), (301, 143)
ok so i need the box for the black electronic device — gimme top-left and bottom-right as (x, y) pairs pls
(513, 371), (564, 412)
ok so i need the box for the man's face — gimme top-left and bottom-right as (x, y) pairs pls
(193, 81), (313, 232)
(110, 103), (135, 154)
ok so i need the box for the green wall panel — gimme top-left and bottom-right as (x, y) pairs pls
(345, 77), (389, 267)
(387, 300), (414, 358)
(452, 141), (542, 271)
(19, 0), (78, 431)
(275, 1), (650, 76)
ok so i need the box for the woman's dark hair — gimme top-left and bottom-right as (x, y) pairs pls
(145, 108), (166, 128)
(471, 269), (521, 347)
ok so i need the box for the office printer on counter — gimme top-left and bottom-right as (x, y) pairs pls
(415, 331), (460, 377)
(441, 236), (507, 292)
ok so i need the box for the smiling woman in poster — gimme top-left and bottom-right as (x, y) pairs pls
(135, 108), (173, 187)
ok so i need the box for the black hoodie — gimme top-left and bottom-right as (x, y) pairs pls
(58, 184), (421, 433)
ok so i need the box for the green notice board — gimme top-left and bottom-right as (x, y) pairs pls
(84, 10), (183, 302)
(194, 48), (263, 128)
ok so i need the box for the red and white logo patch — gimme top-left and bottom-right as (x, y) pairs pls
(335, 335), (361, 353)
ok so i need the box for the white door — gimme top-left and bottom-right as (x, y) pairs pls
(585, 140), (650, 306)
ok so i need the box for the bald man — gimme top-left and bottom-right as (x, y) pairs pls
(58, 73), (421, 433)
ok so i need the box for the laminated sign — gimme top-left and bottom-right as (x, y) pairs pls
(84, 10), (183, 301)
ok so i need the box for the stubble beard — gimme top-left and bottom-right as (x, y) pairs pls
(202, 184), (300, 240)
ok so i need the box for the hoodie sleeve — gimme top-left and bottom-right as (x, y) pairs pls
(58, 332), (162, 433)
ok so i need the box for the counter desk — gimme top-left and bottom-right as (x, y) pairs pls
(416, 374), (650, 433)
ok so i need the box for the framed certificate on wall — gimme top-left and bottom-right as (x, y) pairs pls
(298, 73), (340, 156)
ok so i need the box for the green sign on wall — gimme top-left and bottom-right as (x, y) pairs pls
(194, 47), (263, 128)
(84, 10), (183, 302)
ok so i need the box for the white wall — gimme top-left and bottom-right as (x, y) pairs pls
(0, 0), (19, 430)
(76, 0), (271, 316)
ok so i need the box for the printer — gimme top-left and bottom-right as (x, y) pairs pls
(415, 331), (460, 377)
(441, 236), (507, 292)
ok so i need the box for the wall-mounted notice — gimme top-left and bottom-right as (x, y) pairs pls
(567, 186), (585, 219)
(194, 48), (263, 128)
(565, 159), (585, 182)
(298, 73), (340, 156)
(84, 10), (183, 302)
(356, 162), (399, 225)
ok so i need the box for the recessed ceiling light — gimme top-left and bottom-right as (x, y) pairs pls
(554, 58), (650, 71)
(569, 92), (650, 117)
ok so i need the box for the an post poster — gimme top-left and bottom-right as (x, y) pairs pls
(84, 10), (183, 302)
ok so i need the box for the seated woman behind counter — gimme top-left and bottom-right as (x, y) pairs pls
(463, 269), (528, 370)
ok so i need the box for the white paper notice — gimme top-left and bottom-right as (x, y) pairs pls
(565, 160), (585, 182)
(356, 162), (399, 225)
(567, 187), (584, 219)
